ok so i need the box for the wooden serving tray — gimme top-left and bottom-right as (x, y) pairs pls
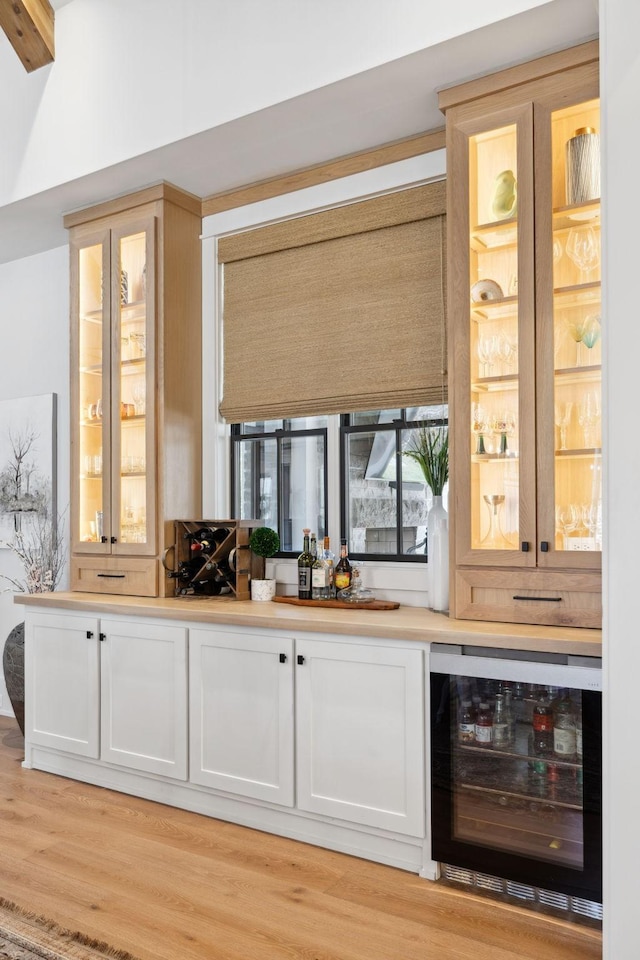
(273, 596), (399, 610)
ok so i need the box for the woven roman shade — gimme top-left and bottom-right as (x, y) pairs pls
(218, 180), (447, 423)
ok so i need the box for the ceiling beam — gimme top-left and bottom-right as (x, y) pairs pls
(0, 0), (54, 72)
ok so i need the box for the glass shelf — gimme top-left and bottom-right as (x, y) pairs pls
(470, 218), (518, 251)
(471, 295), (518, 322)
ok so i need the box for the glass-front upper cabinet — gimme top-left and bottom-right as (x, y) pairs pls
(465, 107), (536, 566)
(71, 218), (156, 557)
(442, 43), (601, 626)
(538, 99), (601, 568)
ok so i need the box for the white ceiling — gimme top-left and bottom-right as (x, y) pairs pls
(0, 0), (598, 264)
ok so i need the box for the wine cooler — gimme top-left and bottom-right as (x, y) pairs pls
(430, 646), (602, 907)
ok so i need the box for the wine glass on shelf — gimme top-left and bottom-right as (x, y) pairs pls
(497, 333), (517, 373)
(554, 401), (573, 451)
(565, 226), (600, 284)
(578, 392), (601, 448)
(132, 380), (146, 416)
(580, 313), (601, 353)
(471, 403), (489, 455)
(476, 335), (497, 378)
(492, 411), (516, 456)
(556, 504), (578, 547)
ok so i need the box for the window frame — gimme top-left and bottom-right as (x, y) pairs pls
(340, 409), (448, 564)
(230, 419), (328, 557)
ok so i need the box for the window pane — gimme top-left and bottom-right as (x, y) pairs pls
(350, 409), (401, 426)
(239, 420), (283, 434)
(346, 430), (399, 555)
(401, 425), (447, 555)
(281, 435), (325, 552)
(234, 437), (278, 527)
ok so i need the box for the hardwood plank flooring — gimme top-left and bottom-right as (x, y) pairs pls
(0, 717), (601, 960)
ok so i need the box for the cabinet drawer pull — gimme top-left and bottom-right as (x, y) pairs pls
(512, 595), (562, 602)
(297, 655), (305, 665)
(96, 573), (126, 579)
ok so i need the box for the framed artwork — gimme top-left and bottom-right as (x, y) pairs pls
(0, 393), (57, 545)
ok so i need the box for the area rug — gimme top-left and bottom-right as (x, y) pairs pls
(0, 898), (142, 960)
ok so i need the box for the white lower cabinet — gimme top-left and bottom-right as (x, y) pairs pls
(189, 627), (425, 837)
(189, 627), (295, 805)
(100, 619), (188, 779)
(26, 612), (100, 759)
(25, 612), (188, 780)
(23, 607), (427, 872)
(295, 637), (425, 837)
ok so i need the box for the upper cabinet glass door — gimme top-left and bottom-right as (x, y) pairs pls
(74, 232), (110, 552)
(112, 223), (155, 555)
(465, 106), (536, 565)
(538, 97), (601, 569)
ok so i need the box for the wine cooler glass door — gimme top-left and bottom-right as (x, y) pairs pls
(430, 651), (602, 903)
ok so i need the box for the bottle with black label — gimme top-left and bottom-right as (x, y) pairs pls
(297, 528), (313, 599)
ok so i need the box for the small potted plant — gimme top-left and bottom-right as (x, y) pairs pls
(249, 526), (280, 601)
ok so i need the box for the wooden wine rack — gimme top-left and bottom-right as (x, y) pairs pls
(164, 519), (261, 600)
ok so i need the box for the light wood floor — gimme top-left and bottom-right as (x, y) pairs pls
(0, 716), (601, 960)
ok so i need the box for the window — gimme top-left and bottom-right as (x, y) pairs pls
(231, 406), (447, 560)
(231, 417), (327, 554)
(342, 406), (448, 562)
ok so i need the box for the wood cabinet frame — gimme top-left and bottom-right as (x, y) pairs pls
(441, 42), (602, 627)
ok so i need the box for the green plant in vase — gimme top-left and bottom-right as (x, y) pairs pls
(248, 526), (280, 601)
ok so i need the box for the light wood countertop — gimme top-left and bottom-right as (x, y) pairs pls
(15, 592), (602, 657)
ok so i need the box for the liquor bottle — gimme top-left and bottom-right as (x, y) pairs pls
(475, 702), (493, 747)
(297, 528), (313, 599)
(323, 536), (336, 598)
(553, 694), (577, 759)
(492, 693), (510, 750)
(311, 539), (330, 600)
(532, 687), (554, 757)
(458, 700), (476, 744)
(334, 539), (352, 594)
(503, 687), (516, 749)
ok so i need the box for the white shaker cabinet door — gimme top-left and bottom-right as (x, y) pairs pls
(295, 638), (425, 837)
(100, 618), (188, 779)
(25, 612), (100, 759)
(189, 628), (295, 806)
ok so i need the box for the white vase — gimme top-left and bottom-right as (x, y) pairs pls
(427, 496), (449, 613)
(250, 579), (276, 602)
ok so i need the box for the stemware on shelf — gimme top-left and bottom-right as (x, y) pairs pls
(472, 403), (489, 454)
(565, 225), (600, 283)
(554, 401), (574, 451)
(556, 504), (579, 544)
(578, 392), (601, 448)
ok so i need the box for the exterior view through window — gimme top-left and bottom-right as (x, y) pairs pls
(231, 406), (448, 561)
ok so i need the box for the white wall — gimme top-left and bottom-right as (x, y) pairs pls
(0, 246), (70, 714)
(0, 0), (550, 206)
(600, 2), (638, 957)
